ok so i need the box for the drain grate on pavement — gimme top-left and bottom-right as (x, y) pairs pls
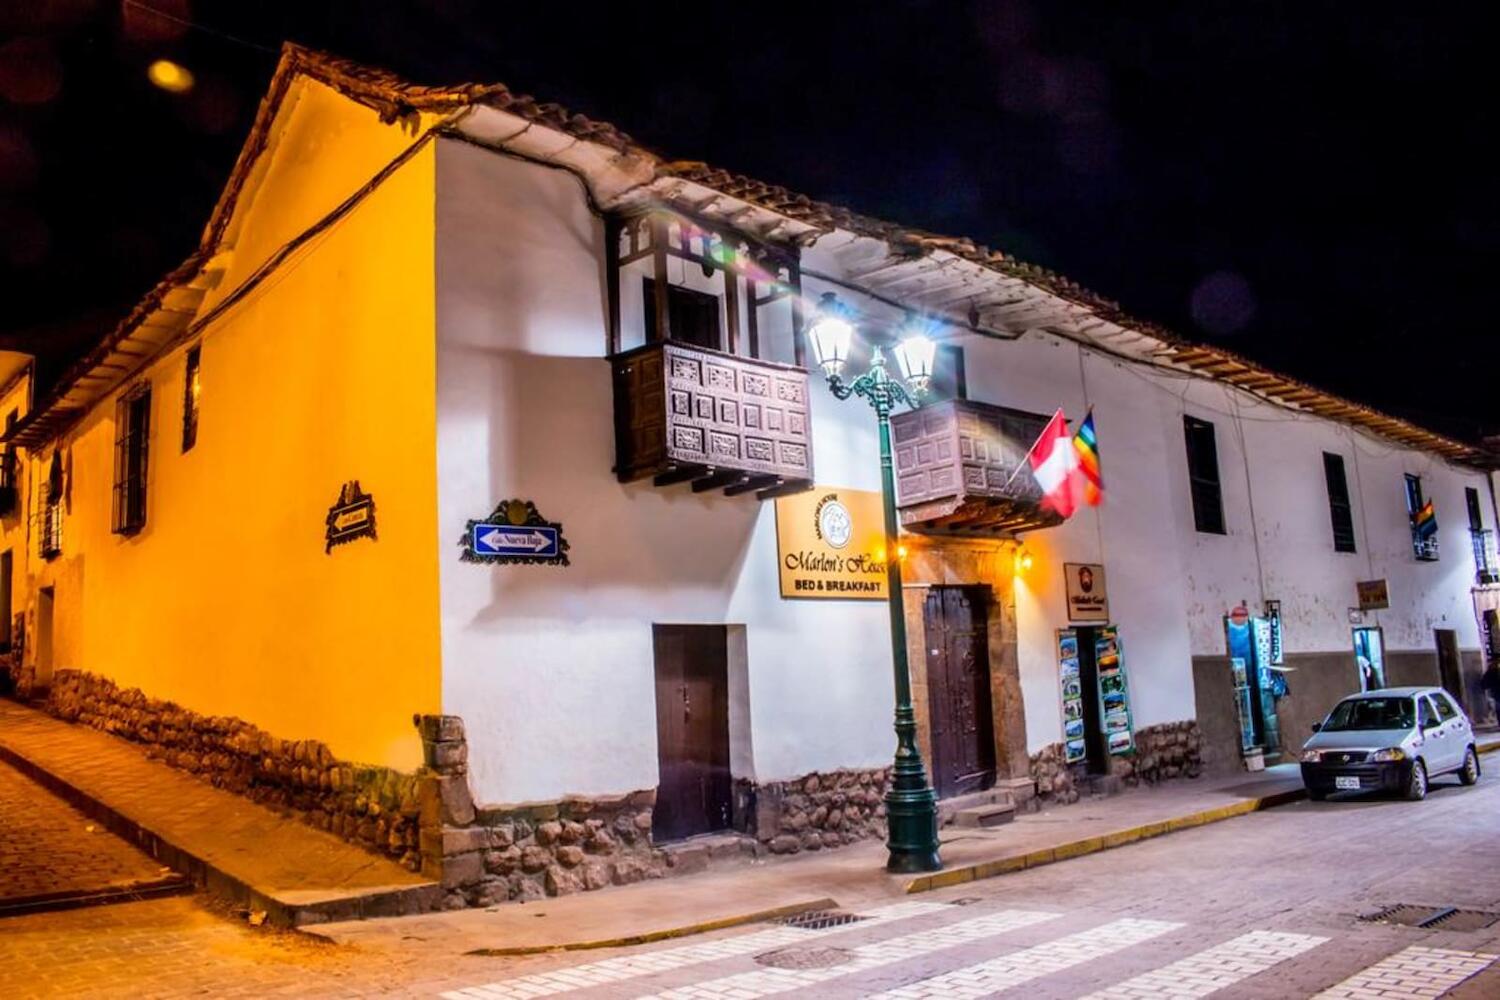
(775, 908), (869, 931)
(1359, 904), (1500, 930)
(754, 945), (856, 970)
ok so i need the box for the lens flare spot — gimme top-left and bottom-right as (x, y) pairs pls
(148, 59), (195, 94)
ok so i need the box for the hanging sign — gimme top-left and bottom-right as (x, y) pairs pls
(1356, 579), (1389, 611)
(1057, 629), (1086, 763)
(325, 481), (377, 553)
(1264, 599), (1284, 665)
(1063, 563), (1109, 622)
(461, 499), (570, 567)
(774, 488), (888, 600)
(1096, 625), (1135, 755)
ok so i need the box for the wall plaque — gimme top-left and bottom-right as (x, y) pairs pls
(1063, 562), (1109, 622)
(1356, 579), (1389, 611)
(461, 499), (570, 567)
(325, 481), (376, 553)
(774, 488), (888, 599)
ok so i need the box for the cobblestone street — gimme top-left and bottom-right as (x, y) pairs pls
(2, 763), (1497, 998)
(0, 760), (177, 908)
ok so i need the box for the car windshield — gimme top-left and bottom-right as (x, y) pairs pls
(1322, 696), (1416, 732)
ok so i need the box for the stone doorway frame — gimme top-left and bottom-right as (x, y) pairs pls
(899, 537), (1032, 805)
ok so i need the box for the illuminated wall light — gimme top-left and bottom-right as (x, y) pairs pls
(1013, 546), (1034, 575)
(147, 59), (195, 94)
(897, 544), (908, 560)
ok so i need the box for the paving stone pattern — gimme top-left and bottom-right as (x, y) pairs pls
(0, 759), (168, 903)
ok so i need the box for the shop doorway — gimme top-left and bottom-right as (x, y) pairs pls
(1073, 626), (1110, 775)
(1353, 627), (1386, 691)
(651, 624), (732, 842)
(1226, 616), (1281, 757)
(1434, 628), (1465, 711)
(923, 586), (996, 797)
(36, 587), (55, 691)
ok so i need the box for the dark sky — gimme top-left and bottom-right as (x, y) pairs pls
(1, 2), (1494, 439)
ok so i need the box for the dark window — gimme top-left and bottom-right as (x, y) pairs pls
(0, 408), (17, 518)
(929, 344), (967, 401)
(40, 450), (62, 559)
(1468, 487), (1497, 584)
(1405, 473), (1438, 561)
(1431, 692), (1458, 722)
(1183, 416), (1226, 535)
(642, 278), (722, 351)
(182, 345), (201, 452)
(112, 384), (151, 536)
(1322, 452), (1357, 553)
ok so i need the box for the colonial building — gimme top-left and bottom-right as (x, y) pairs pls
(2, 46), (1495, 906)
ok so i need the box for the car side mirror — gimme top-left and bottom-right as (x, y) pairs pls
(1310, 722), (1321, 733)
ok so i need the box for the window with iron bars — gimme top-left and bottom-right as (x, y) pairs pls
(38, 450), (63, 560)
(1468, 487), (1497, 584)
(112, 384), (151, 536)
(1405, 474), (1438, 561)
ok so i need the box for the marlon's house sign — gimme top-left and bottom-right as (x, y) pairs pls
(461, 499), (570, 567)
(325, 481), (377, 553)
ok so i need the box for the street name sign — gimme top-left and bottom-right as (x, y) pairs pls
(471, 524), (560, 559)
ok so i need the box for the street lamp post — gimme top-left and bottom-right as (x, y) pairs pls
(806, 292), (942, 874)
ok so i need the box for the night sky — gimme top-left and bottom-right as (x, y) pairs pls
(1, 2), (1494, 440)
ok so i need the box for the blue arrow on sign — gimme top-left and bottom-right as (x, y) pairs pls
(471, 523), (560, 558)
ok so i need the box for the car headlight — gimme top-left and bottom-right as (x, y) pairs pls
(1299, 750), (1321, 763)
(1369, 748), (1407, 762)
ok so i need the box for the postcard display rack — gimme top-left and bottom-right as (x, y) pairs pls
(1057, 626), (1136, 764)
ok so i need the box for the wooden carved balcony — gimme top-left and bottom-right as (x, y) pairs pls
(893, 398), (1063, 536)
(612, 341), (814, 500)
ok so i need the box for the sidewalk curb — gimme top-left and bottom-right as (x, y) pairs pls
(905, 787), (1308, 894)
(450, 896), (839, 957)
(0, 739), (441, 928)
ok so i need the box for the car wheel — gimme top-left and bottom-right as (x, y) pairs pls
(1404, 760), (1428, 801)
(1459, 747), (1480, 786)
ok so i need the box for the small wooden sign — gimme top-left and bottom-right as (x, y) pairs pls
(325, 480), (377, 553)
(1356, 579), (1389, 611)
(1063, 562), (1109, 622)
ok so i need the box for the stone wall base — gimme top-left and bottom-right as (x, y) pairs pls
(45, 669), (426, 872)
(1029, 720), (1204, 806)
(738, 766), (890, 856)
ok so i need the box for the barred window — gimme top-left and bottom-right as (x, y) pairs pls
(40, 450), (62, 560)
(1183, 416), (1226, 535)
(1322, 452), (1356, 553)
(112, 384), (151, 535)
(182, 344), (201, 452)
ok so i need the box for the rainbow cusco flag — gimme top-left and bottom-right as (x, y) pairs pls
(1073, 409), (1103, 507)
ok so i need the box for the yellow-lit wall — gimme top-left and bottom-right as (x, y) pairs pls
(1, 359), (32, 654)
(22, 80), (441, 770)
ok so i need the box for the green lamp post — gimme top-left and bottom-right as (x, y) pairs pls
(805, 291), (942, 874)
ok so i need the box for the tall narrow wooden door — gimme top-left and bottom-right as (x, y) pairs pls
(652, 625), (732, 842)
(1434, 628), (1466, 712)
(924, 587), (996, 798)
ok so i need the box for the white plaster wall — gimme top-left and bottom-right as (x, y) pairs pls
(436, 141), (891, 805)
(437, 138), (1491, 790)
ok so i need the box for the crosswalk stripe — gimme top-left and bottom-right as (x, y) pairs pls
(1312, 945), (1498, 999)
(1079, 929), (1328, 999)
(634, 908), (1062, 1000)
(865, 917), (1182, 999)
(437, 901), (952, 999)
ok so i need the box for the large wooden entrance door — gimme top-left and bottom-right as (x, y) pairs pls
(652, 625), (732, 842)
(924, 587), (996, 798)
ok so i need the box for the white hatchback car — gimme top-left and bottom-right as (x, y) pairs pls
(1298, 686), (1480, 801)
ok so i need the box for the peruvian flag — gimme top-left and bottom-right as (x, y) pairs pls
(1028, 408), (1081, 518)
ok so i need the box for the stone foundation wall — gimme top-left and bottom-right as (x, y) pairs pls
(46, 669), (426, 873)
(1030, 720), (1204, 805)
(416, 715), (675, 908)
(739, 766), (890, 856)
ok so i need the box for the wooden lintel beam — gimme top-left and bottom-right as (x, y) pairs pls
(724, 474), (779, 497)
(653, 464), (704, 487)
(691, 469), (742, 493)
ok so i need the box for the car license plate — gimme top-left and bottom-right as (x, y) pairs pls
(1335, 776), (1360, 790)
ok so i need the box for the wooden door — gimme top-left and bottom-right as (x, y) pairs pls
(1434, 628), (1466, 712)
(924, 587), (996, 798)
(652, 625), (732, 842)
